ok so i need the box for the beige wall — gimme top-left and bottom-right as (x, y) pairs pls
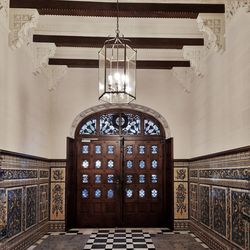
(0, 25), (51, 158)
(189, 10), (250, 157)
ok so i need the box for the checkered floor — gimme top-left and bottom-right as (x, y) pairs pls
(83, 229), (155, 250)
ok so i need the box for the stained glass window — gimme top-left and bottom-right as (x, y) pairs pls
(122, 114), (141, 135)
(139, 160), (145, 169)
(126, 189), (133, 198)
(79, 119), (97, 135)
(151, 160), (158, 169)
(151, 145), (158, 154)
(82, 189), (89, 199)
(139, 189), (145, 198)
(95, 174), (101, 183)
(82, 174), (88, 183)
(126, 175), (133, 183)
(82, 145), (89, 154)
(95, 145), (102, 154)
(127, 160), (133, 169)
(95, 189), (101, 198)
(139, 174), (145, 183)
(151, 174), (158, 183)
(82, 160), (89, 168)
(95, 160), (101, 169)
(107, 189), (114, 199)
(151, 189), (158, 198)
(139, 145), (145, 154)
(107, 145), (114, 154)
(126, 145), (133, 155)
(144, 119), (161, 135)
(100, 114), (119, 135)
(107, 174), (114, 183)
(108, 160), (114, 169)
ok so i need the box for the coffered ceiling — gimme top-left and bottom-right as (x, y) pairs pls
(9, 0), (226, 70)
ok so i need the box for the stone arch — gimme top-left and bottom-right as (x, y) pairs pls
(70, 103), (171, 138)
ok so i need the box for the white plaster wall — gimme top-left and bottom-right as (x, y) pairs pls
(0, 25), (51, 158)
(189, 9), (250, 157)
(50, 68), (191, 159)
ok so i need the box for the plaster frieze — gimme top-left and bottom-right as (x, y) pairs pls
(225, 0), (250, 21)
(0, 0), (9, 30)
(33, 43), (56, 75)
(197, 13), (225, 53)
(182, 46), (205, 77)
(172, 67), (195, 93)
(42, 65), (68, 91)
(9, 8), (39, 49)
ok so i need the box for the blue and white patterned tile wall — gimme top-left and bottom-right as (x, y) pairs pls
(189, 149), (250, 250)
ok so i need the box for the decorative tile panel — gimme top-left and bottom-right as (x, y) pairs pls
(50, 183), (65, 221)
(39, 184), (48, 222)
(39, 170), (49, 179)
(190, 183), (198, 220)
(26, 185), (37, 229)
(0, 189), (7, 239)
(174, 182), (188, 219)
(3, 169), (38, 180)
(7, 188), (23, 237)
(51, 168), (65, 182)
(199, 185), (210, 226)
(174, 168), (188, 181)
(190, 169), (198, 178)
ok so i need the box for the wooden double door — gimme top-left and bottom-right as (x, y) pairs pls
(76, 137), (167, 228)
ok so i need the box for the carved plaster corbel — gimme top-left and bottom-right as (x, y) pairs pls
(172, 67), (195, 93)
(225, 0), (250, 21)
(9, 8), (39, 49)
(42, 65), (68, 91)
(197, 13), (225, 53)
(182, 46), (205, 78)
(0, 0), (9, 30)
(33, 43), (57, 75)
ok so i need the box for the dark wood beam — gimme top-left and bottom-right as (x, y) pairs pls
(49, 59), (190, 69)
(34, 35), (204, 49)
(10, 1), (225, 18)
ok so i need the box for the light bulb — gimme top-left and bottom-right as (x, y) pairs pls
(114, 72), (120, 81)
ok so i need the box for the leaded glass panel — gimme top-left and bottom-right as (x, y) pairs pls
(126, 189), (133, 198)
(107, 174), (114, 183)
(108, 160), (114, 169)
(95, 160), (101, 169)
(82, 174), (88, 183)
(126, 145), (133, 155)
(127, 160), (133, 169)
(82, 189), (89, 199)
(82, 160), (89, 168)
(107, 189), (114, 199)
(139, 160), (145, 169)
(151, 145), (158, 154)
(95, 189), (101, 198)
(126, 175), (133, 183)
(151, 174), (158, 183)
(139, 189), (145, 198)
(139, 174), (145, 183)
(79, 119), (97, 135)
(107, 145), (114, 154)
(100, 114), (119, 135)
(122, 114), (141, 135)
(151, 189), (158, 198)
(151, 160), (158, 169)
(144, 119), (161, 135)
(82, 145), (89, 154)
(95, 174), (101, 183)
(95, 145), (102, 154)
(139, 145), (145, 154)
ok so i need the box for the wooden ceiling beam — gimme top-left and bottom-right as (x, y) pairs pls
(33, 35), (204, 49)
(10, 0), (225, 18)
(48, 58), (190, 69)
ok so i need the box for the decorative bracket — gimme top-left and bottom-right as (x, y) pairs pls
(182, 46), (205, 77)
(33, 43), (56, 75)
(42, 65), (68, 91)
(9, 8), (39, 49)
(197, 13), (225, 53)
(225, 0), (250, 21)
(172, 67), (195, 93)
(0, 0), (9, 31)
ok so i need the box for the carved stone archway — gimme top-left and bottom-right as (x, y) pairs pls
(70, 103), (171, 139)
